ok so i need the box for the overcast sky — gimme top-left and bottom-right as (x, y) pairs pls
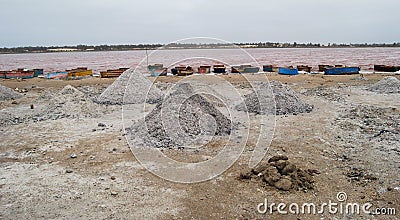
(1, 0), (399, 47)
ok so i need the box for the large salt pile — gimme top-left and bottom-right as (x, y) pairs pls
(128, 83), (232, 148)
(0, 84), (22, 101)
(368, 76), (400, 94)
(96, 69), (163, 105)
(237, 81), (313, 115)
(31, 85), (106, 121)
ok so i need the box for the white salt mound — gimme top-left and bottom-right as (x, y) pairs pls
(368, 76), (400, 94)
(128, 83), (232, 148)
(237, 81), (313, 115)
(96, 69), (163, 105)
(0, 84), (22, 101)
(31, 85), (106, 121)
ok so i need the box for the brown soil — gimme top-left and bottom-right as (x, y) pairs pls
(1, 73), (399, 219)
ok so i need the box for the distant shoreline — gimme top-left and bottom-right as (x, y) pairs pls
(1, 42), (399, 54)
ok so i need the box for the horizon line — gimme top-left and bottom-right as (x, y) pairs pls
(2, 41), (400, 49)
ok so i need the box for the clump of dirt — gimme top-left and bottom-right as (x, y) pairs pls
(96, 70), (163, 105)
(345, 167), (377, 185)
(128, 83), (232, 148)
(239, 155), (317, 191)
(0, 84), (22, 101)
(237, 81), (313, 115)
(368, 76), (400, 94)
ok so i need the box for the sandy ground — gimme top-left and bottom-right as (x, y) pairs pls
(1, 73), (399, 219)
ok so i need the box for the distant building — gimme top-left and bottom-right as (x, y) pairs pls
(47, 48), (79, 52)
(242, 44), (258, 48)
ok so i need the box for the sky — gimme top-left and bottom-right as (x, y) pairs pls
(1, 0), (399, 47)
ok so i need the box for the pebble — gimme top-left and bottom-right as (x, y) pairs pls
(110, 191), (118, 196)
(282, 163), (297, 175)
(70, 153), (77, 158)
(274, 178), (292, 191)
(268, 155), (289, 163)
(98, 122), (106, 127)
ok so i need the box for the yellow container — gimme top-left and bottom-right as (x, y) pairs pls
(68, 70), (93, 77)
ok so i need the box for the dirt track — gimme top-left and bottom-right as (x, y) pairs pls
(1, 73), (399, 219)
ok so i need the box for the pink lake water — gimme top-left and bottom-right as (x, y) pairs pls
(0, 48), (399, 73)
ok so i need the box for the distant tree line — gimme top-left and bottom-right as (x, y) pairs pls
(235, 42), (400, 48)
(1, 42), (399, 54)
